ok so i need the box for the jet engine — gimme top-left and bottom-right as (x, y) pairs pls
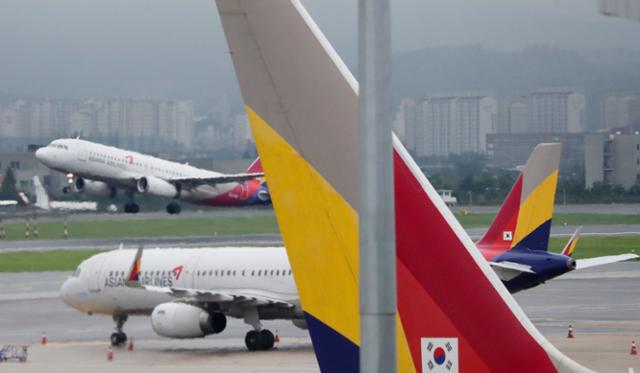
(75, 178), (116, 198)
(150, 303), (226, 338)
(257, 189), (271, 202)
(136, 176), (179, 198)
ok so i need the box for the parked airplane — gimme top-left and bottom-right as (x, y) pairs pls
(61, 246), (303, 350)
(217, 0), (593, 370)
(32, 176), (99, 212)
(477, 143), (638, 293)
(35, 139), (270, 214)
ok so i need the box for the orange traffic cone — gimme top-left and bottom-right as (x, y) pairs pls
(631, 341), (638, 355)
(40, 332), (47, 345)
(567, 324), (574, 339)
(128, 338), (134, 351)
(107, 346), (114, 361)
(274, 331), (280, 344)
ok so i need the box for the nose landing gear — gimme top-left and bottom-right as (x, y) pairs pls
(110, 315), (128, 346)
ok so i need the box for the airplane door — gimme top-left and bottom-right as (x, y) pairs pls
(88, 256), (106, 292)
(77, 143), (88, 162)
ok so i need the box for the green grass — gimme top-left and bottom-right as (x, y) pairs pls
(0, 235), (637, 272)
(549, 235), (640, 259)
(0, 216), (279, 241)
(0, 249), (104, 272)
(456, 213), (640, 228)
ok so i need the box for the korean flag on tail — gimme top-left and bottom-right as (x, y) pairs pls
(421, 338), (459, 372)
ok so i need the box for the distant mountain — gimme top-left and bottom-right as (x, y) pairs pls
(392, 45), (640, 131)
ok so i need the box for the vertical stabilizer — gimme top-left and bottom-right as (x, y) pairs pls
(217, 1), (590, 371)
(32, 176), (51, 211)
(477, 143), (562, 258)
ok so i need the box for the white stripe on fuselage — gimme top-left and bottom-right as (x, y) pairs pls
(61, 247), (297, 315)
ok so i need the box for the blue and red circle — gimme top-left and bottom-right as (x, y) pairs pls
(433, 347), (446, 365)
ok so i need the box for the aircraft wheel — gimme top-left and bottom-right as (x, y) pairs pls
(166, 203), (181, 215)
(245, 330), (263, 351)
(260, 329), (275, 350)
(110, 332), (127, 346)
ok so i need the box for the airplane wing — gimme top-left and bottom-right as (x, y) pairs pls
(140, 285), (293, 307)
(168, 172), (264, 187)
(489, 260), (535, 281)
(125, 245), (293, 308)
(576, 253), (639, 270)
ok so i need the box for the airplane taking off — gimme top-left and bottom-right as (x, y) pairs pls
(477, 143), (638, 293)
(61, 246), (303, 350)
(217, 0), (595, 370)
(32, 176), (99, 212)
(35, 138), (270, 214)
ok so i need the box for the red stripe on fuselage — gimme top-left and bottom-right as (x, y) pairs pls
(476, 175), (522, 260)
(200, 179), (262, 206)
(393, 149), (556, 372)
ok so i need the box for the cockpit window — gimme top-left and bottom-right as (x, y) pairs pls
(48, 142), (68, 150)
(72, 267), (81, 277)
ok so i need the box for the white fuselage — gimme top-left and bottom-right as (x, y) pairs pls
(35, 138), (238, 202)
(61, 247), (298, 317)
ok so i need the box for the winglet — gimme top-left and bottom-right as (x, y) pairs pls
(561, 226), (582, 257)
(126, 245), (144, 288)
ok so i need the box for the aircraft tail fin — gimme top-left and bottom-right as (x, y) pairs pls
(217, 0), (590, 371)
(246, 158), (263, 173)
(126, 245), (144, 288)
(477, 143), (561, 257)
(561, 226), (582, 257)
(32, 176), (51, 211)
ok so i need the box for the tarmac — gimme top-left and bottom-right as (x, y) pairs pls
(0, 263), (639, 372)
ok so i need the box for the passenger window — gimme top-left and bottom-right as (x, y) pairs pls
(258, 270), (262, 276)
(251, 270), (255, 276)
(270, 270), (274, 276)
(276, 270), (280, 276)
(227, 270), (231, 276)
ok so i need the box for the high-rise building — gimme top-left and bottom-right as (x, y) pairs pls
(528, 89), (585, 134)
(585, 133), (640, 189)
(0, 100), (194, 153)
(602, 94), (639, 130)
(401, 94), (497, 157)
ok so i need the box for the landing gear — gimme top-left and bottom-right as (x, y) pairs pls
(166, 202), (181, 215)
(111, 315), (128, 346)
(124, 203), (140, 214)
(243, 306), (274, 351)
(62, 186), (71, 194)
(244, 329), (275, 351)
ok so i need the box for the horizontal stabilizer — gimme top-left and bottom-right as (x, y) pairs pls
(490, 261), (536, 281)
(576, 253), (639, 270)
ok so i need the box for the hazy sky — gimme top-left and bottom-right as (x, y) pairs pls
(0, 0), (638, 101)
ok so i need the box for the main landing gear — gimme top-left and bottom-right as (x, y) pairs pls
(123, 203), (140, 214)
(166, 202), (181, 215)
(110, 315), (128, 346)
(243, 307), (275, 351)
(245, 329), (275, 351)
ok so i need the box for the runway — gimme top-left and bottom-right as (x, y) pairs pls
(1, 224), (638, 252)
(0, 263), (638, 371)
(0, 234), (283, 252)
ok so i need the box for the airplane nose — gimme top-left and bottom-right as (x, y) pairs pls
(60, 277), (74, 306)
(35, 147), (50, 164)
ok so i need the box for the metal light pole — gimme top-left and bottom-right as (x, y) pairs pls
(358, 0), (396, 372)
